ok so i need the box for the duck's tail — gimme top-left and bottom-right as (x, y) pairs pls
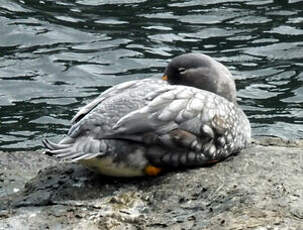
(42, 136), (105, 162)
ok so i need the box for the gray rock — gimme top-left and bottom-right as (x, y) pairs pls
(1, 137), (303, 230)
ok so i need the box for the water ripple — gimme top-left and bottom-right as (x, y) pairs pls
(0, 0), (302, 150)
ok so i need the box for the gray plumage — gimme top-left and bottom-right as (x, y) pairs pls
(43, 53), (251, 177)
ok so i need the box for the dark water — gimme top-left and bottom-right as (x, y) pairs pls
(0, 0), (302, 151)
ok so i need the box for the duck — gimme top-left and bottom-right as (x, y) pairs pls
(43, 53), (251, 177)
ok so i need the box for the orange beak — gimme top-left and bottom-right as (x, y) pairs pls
(162, 75), (168, 81)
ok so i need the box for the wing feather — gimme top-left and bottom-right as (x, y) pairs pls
(71, 80), (140, 124)
(110, 85), (235, 153)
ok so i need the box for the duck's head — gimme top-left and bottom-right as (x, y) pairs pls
(163, 53), (237, 103)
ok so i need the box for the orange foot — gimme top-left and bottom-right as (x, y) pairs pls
(144, 165), (162, 176)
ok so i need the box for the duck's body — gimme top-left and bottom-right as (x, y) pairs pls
(44, 53), (251, 177)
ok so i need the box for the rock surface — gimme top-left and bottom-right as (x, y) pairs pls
(0, 137), (303, 230)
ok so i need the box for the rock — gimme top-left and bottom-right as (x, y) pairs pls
(0, 137), (303, 229)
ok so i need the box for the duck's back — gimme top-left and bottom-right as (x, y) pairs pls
(68, 79), (168, 139)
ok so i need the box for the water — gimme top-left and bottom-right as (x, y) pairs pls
(0, 0), (302, 151)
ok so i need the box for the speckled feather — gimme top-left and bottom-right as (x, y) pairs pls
(110, 84), (250, 160)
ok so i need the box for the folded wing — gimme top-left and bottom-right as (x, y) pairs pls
(108, 85), (240, 156)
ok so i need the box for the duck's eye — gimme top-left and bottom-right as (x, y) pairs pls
(178, 67), (187, 75)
